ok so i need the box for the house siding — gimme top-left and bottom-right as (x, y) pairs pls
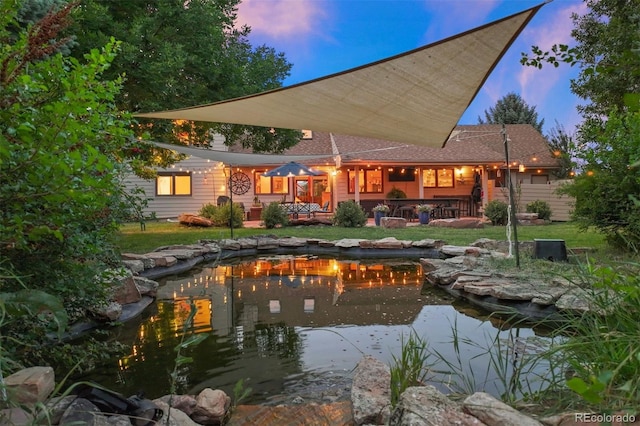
(125, 157), (229, 219)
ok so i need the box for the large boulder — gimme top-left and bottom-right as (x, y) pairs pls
(4, 366), (55, 404)
(351, 355), (391, 425)
(463, 392), (542, 426)
(389, 385), (484, 426)
(178, 213), (213, 227)
(191, 388), (230, 425)
(429, 218), (484, 228)
(381, 217), (407, 228)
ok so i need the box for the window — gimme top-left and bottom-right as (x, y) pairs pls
(422, 168), (454, 188)
(156, 172), (191, 196)
(254, 172), (288, 195)
(348, 169), (383, 193)
(531, 174), (549, 184)
(388, 167), (416, 182)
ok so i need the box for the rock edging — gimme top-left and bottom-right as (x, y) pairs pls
(420, 238), (594, 321)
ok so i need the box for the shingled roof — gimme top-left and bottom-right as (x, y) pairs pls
(277, 124), (558, 169)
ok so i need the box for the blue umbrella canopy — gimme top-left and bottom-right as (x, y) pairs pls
(262, 161), (325, 177)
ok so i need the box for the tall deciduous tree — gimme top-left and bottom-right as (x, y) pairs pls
(1, 0), (138, 365)
(66, 0), (301, 153)
(522, 0), (640, 251)
(523, 0), (640, 120)
(477, 92), (544, 132)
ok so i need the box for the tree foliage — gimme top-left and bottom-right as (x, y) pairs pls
(477, 92), (544, 132)
(546, 120), (576, 179)
(522, 0), (640, 251)
(522, 0), (640, 120)
(558, 111), (640, 250)
(0, 0), (138, 365)
(65, 0), (302, 154)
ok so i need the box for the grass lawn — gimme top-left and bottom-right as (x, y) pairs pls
(115, 220), (607, 254)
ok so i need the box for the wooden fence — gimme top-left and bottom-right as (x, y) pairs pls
(494, 180), (574, 222)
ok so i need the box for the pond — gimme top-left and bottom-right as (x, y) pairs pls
(81, 256), (553, 405)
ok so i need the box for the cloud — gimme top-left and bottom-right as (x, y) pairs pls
(420, 0), (499, 41)
(518, 2), (587, 109)
(236, 0), (329, 40)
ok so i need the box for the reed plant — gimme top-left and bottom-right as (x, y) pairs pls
(422, 255), (640, 415)
(538, 258), (640, 412)
(425, 316), (561, 405)
(389, 331), (432, 407)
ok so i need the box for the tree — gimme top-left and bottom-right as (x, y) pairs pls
(477, 92), (544, 132)
(0, 0), (137, 365)
(522, 0), (640, 251)
(559, 110), (640, 249)
(522, 0), (640, 121)
(546, 120), (576, 179)
(65, 0), (302, 154)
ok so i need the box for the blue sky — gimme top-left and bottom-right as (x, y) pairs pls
(236, 0), (586, 136)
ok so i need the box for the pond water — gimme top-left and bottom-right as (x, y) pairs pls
(81, 256), (553, 405)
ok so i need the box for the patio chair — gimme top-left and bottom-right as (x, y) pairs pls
(313, 201), (331, 217)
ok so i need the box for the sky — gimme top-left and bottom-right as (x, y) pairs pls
(236, 0), (587, 136)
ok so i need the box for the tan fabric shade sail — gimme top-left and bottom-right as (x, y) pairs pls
(136, 3), (544, 149)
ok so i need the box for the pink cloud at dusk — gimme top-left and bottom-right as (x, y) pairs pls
(236, 0), (329, 39)
(518, 2), (587, 104)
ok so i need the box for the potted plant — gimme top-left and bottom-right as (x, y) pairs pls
(372, 204), (390, 226)
(416, 204), (432, 224)
(253, 196), (261, 206)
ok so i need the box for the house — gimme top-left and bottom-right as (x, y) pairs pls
(126, 124), (571, 221)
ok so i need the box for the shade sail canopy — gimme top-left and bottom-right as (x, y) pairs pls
(136, 4), (543, 149)
(149, 141), (334, 165)
(262, 161), (326, 177)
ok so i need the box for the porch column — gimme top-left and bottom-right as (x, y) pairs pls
(354, 165), (360, 203)
(418, 168), (424, 198)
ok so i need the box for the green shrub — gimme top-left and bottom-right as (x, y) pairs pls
(526, 199), (552, 221)
(484, 200), (509, 225)
(199, 202), (244, 228)
(386, 187), (407, 199)
(199, 203), (217, 219)
(333, 200), (367, 227)
(261, 202), (289, 229)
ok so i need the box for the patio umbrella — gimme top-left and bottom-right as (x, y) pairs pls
(262, 161), (324, 177)
(263, 162), (326, 203)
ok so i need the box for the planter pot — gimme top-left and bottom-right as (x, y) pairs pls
(418, 211), (430, 225)
(374, 211), (386, 226)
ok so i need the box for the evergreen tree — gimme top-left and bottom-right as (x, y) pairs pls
(477, 92), (544, 132)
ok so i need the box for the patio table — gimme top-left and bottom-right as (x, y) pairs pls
(281, 202), (322, 219)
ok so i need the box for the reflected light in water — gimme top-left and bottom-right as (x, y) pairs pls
(84, 256), (551, 405)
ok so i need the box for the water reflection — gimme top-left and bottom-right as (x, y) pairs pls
(85, 256), (550, 404)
